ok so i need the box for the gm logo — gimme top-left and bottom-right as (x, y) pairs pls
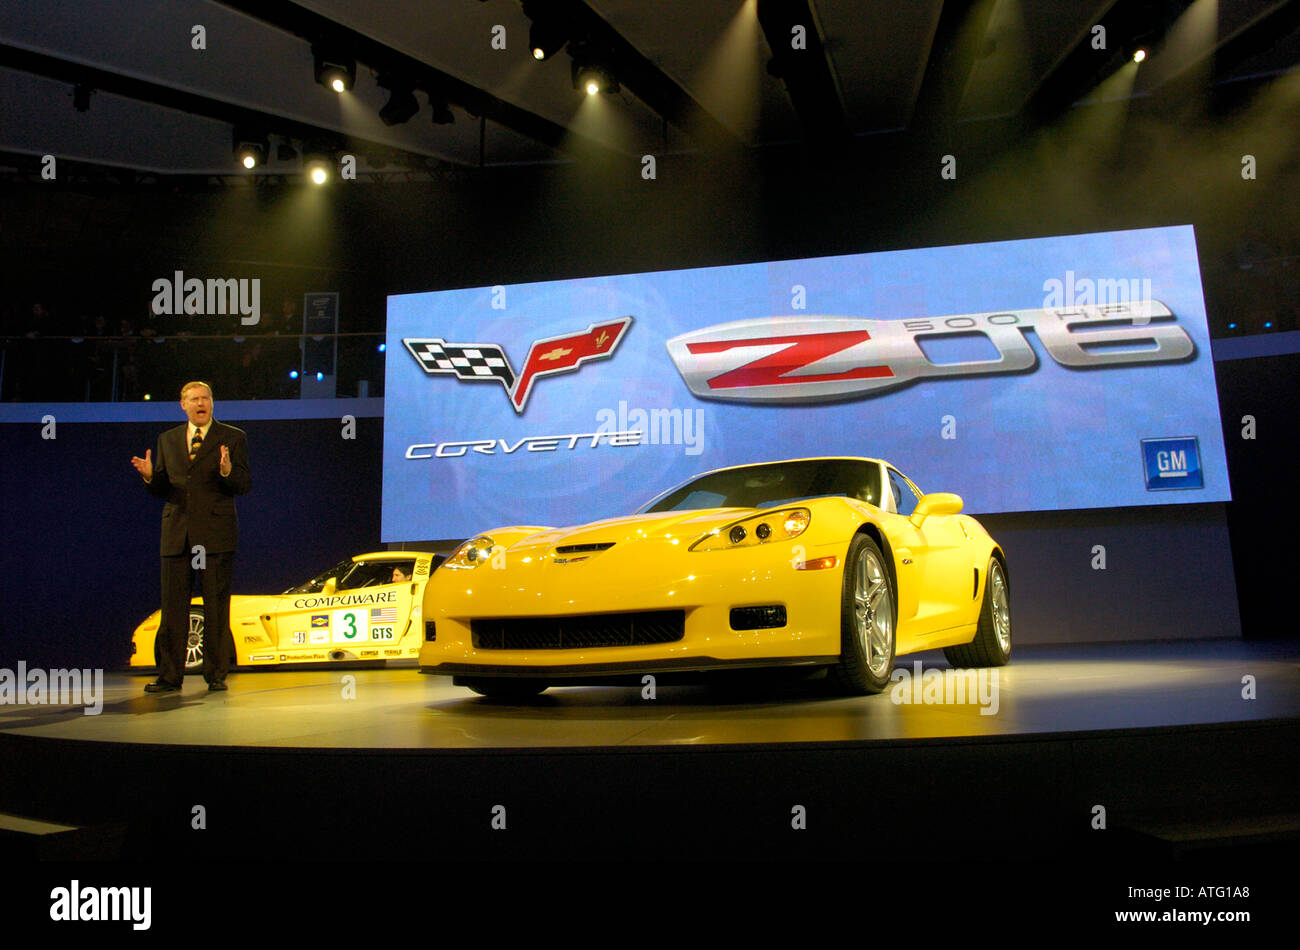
(1141, 437), (1203, 491)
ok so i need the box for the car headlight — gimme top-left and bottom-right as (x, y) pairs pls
(690, 508), (810, 552)
(444, 535), (497, 570)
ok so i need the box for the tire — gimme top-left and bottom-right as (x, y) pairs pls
(944, 556), (1011, 668)
(462, 678), (548, 699)
(827, 534), (897, 694)
(152, 609), (206, 673)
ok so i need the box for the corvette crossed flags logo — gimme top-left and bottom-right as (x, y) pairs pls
(403, 317), (633, 413)
(404, 302), (1193, 411)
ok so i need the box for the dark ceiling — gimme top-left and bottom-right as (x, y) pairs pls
(2, 0), (1297, 180)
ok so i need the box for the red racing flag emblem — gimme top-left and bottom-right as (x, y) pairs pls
(403, 317), (633, 413)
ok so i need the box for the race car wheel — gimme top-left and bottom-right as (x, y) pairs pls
(944, 556), (1011, 668)
(185, 611), (206, 673)
(151, 610), (206, 673)
(828, 534), (897, 695)
(462, 678), (548, 699)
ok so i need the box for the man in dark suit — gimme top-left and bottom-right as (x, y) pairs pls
(130, 381), (251, 693)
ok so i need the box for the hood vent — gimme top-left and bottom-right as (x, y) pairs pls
(554, 542), (615, 555)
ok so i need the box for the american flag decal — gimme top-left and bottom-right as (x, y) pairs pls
(370, 606), (397, 623)
(402, 317), (632, 413)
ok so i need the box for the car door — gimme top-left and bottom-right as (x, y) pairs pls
(394, 554), (435, 658)
(887, 468), (971, 635)
(275, 560), (413, 657)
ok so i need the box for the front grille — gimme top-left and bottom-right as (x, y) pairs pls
(554, 542), (615, 555)
(471, 610), (684, 650)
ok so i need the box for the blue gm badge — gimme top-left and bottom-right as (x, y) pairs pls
(1141, 437), (1203, 491)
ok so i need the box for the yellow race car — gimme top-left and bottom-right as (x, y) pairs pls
(130, 551), (442, 671)
(419, 457), (1010, 697)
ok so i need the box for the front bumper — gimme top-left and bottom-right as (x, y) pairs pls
(419, 535), (846, 677)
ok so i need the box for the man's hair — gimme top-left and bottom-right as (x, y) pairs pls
(180, 380), (214, 400)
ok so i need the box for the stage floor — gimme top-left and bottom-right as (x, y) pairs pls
(3, 638), (1297, 749)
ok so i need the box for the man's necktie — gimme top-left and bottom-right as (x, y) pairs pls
(190, 430), (203, 461)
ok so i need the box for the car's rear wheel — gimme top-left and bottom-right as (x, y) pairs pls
(185, 611), (205, 673)
(944, 556), (1011, 668)
(828, 534), (897, 694)
(151, 610), (206, 673)
(462, 678), (548, 699)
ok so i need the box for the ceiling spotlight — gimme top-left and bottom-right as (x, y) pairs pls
(233, 129), (269, 170)
(312, 44), (355, 93)
(429, 94), (454, 125)
(378, 75), (420, 126)
(572, 61), (617, 96)
(1132, 48), (1147, 63)
(529, 18), (567, 61)
(72, 83), (93, 112)
(380, 89), (418, 125)
(304, 156), (331, 185)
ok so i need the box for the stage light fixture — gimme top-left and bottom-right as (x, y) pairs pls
(304, 156), (331, 185)
(429, 94), (455, 125)
(312, 44), (355, 93)
(378, 74), (420, 126)
(276, 140), (299, 162)
(233, 130), (269, 170)
(572, 61), (618, 96)
(1132, 48), (1147, 63)
(529, 19), (567, 61)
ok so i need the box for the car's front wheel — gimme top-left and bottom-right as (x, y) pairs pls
(828, 534), (897, 694)
(462, 678), (548, 699)
(944, 556), (1011, 668)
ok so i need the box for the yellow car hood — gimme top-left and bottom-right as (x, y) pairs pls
(509, 508), (751, 553)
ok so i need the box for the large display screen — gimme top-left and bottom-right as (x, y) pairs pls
(383, 225), (1228, 541)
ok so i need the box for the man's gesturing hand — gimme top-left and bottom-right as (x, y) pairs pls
(130, 449), (153, 480)
(219, 444), (231, 477)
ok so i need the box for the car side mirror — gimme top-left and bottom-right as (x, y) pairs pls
(910, 492), (963, 528)
(322, 577), (338, 597)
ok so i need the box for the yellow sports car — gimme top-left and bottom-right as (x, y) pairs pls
(419, 457), (1010, 697)
(130, 551), (441, 671)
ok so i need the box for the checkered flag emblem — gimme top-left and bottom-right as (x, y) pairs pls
(401, 317), (633, 413)
(402, 339), (516, 391)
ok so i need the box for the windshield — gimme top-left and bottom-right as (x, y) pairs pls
(285, 559), (416, 594)
(641, 459), (882, 513)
